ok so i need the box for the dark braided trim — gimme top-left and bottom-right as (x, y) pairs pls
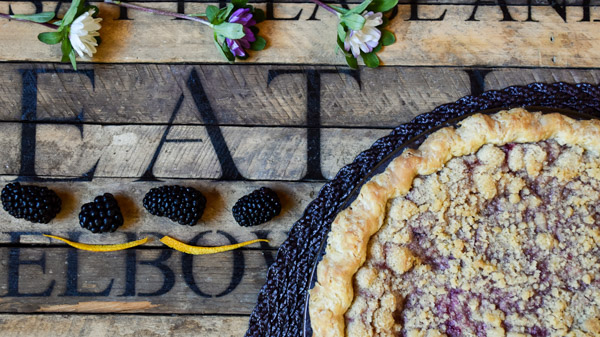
(245, 82), (600, 337)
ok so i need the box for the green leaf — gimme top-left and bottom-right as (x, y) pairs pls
(329, 5), (349, 14)
(69, 49), (77, 70)
(337, 23), (346, 42)
(250, 25), (259, 35)
(253, 8), (265, 23)
(361, 51), (380, 68)
(250, 36), (266, 51)
(347, 0), (373, 15)
(367, 0), (398, 13)
(214, 37), (227, 60)
(11, 12), (55, 23)
(341, 13), (365, 31)
(231, 0), (248, 7)
(205, 5), (219, 23)
(381, 30), (395, 46)
(217, 3), (234, 22)
(61, 0), (82, 27)
(75, 0), (86, 17)
(373, 42), (382, 53)
(380, 16), (389, 27)
(221, 41), (236, 62)
(214, 22), (245, 39)
(38, 31), (63, 45)
(61, 38), (72, 63)
(345, 55), (358, 69)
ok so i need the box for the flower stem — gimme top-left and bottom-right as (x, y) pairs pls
(0, 12), (58, 29)
(104, 0), (212, 26)
(309, 0), (340, 16)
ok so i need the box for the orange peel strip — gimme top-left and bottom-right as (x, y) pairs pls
(159, 235), (268, 255)
(43, 234), (149, 252)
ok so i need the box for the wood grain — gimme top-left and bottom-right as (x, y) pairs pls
(2, 64), (600, 126)
(0, 247), (269, 314)
(1, 2), (600, 66)
(0, 124), (391, 179)
(0, 63), (470, 127)
(0, 314), (249, 337)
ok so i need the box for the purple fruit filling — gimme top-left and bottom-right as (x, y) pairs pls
(347, 141), (600, 336)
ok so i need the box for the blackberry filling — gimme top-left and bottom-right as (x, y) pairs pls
(346, 141), (600, 336)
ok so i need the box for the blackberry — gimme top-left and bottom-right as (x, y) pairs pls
(143, 185), (206, 226)
(1, 182), (61, 223)
(79, 193), (124, 233)
(232, 187), (281, 227)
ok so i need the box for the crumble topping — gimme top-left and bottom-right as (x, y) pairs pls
(346, 140), (600, 337)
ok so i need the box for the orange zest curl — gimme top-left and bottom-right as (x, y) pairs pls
(43, 234), (149, 252)
(159, 235), (268, 255)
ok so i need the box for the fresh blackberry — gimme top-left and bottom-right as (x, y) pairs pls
(232, 187), (281, 227)
(143, 185), (206, 226)
(79, 193), (124, 233)
(1, 182), (61, 223)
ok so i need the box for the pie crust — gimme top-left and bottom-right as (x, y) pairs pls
(308, 108), (600, 336)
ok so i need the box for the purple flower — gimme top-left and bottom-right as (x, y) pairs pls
(226, 8), (257, 57)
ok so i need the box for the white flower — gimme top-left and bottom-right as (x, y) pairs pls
(69, 9), (102, 58)
(344, 11), (383, 58)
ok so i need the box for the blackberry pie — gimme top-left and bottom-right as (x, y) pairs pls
(309, 108), (600, 337)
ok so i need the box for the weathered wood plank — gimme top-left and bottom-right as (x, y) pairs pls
(3, 65), (600, 126)
(0, 63), (470, 127)
(0, 124), (391, 180)
(0, 179), (325, 246)
(2, 2), (600, 66)
(0, 247), (268, 314)
(0, 314), (249, 337)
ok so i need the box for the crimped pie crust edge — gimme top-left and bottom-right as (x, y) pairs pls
(308, 108), (600, 337)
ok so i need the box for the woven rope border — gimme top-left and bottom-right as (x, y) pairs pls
(245, 82), (600, 337)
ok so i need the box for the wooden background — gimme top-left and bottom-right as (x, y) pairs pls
(0, 0), (600, 336)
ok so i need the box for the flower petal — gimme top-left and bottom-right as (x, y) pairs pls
(351, 43), (361, 58)
(365, 39), (378, 49)
(364, 11), (383, 26)
(226, 38), (246, 57)
(243, 27), (256, 43)
(239, 38), (251, 49)
(68, 9), (102, 59)
(229, 8), (253, 25)
(341, 11), (383, 59)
